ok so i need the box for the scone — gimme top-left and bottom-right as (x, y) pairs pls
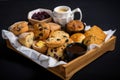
(66, 20), (84, 33)
(9, 21), (29, 35)
(33, 22), (50, 40)
(32, 40), (48, 54)
(84, 25), (106, 41)
(83, 35), (104, 46)
(49, 30), (69, 38)
(46, 30), (70, 48)
(47, 22), (61, 32)
(46, 37), (65, 48)
(47, 45), (66, 60)
(70, 33), (85, 43)
(84, 25), (106, 46)
(18, 32), (34, 48)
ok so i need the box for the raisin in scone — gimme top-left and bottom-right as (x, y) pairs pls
(49, 30), (69, 38)
(46, 31), (70, 48)
(9, 21), (29, 35)
(49, 30), (70, 43)
(18, 32), (34, 48)
(46, 37), (65, 48)
(47, 45), (66, 60)
(33, 22), (50, 40)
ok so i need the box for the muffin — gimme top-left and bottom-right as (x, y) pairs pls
(9, 21), (29, 35)
(33, 22), (50, 40)
(70, 33), (85, 43)
(66, 20), (84, 34)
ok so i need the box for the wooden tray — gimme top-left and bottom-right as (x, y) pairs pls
(6, 36), (116, 80)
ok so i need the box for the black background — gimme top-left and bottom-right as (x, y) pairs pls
(0, 0), (120, 80)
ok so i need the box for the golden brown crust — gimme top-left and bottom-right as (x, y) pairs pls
(66, 20), (84, 32)
(46, 30), (70, 48)
(70, 33), (85, 43)
(49, 30), (69, 39)
(47, 45), (66, 60)
(84, 25), (106, 46)
(33, 22), (50, 40)
(47, 22), (61, 32)
(9, 21), (29, 35)
(32, 40), (48, 54)
(18, 32), (34, 48)
(46, 37), (65, 48)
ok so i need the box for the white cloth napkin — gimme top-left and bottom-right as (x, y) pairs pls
(2, 30), (66, 68)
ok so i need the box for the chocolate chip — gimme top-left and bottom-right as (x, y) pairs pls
(63, 35), (67, 38)
(39, 33), (43, 36)
(57, 38), (61, 41)
(51, 49), (54, 52)
(65, 39), (69, 42)
(53, 48), (57, 52)
(39, 27), (43, 31)
(38, 24), (42, 27)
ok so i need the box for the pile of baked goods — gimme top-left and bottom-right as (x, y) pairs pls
(8, 19), (106, 62)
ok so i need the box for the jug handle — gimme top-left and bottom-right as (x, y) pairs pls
(72, 8), (82, 21)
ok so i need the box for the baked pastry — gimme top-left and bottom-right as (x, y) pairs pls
(47, 22), (61, 32)
(84, 25), (106, 40)
(83, 35), (104, 46)
(83, 25), (106, 46)
(46, 30), (70, 48)
(32, 40), (48, 54)
(33, 22), (50, 40)
(18, 32), (34, 48)
(66, 20), (84, 33)
(9, 21), (29, 35)
(49, 30), (69, 39)
(70, 33), (85, 43)
(47, 45), (66, 60)
(46, 37), (65, 48)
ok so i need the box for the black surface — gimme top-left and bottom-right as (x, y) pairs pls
(0, 0), (120, 80)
